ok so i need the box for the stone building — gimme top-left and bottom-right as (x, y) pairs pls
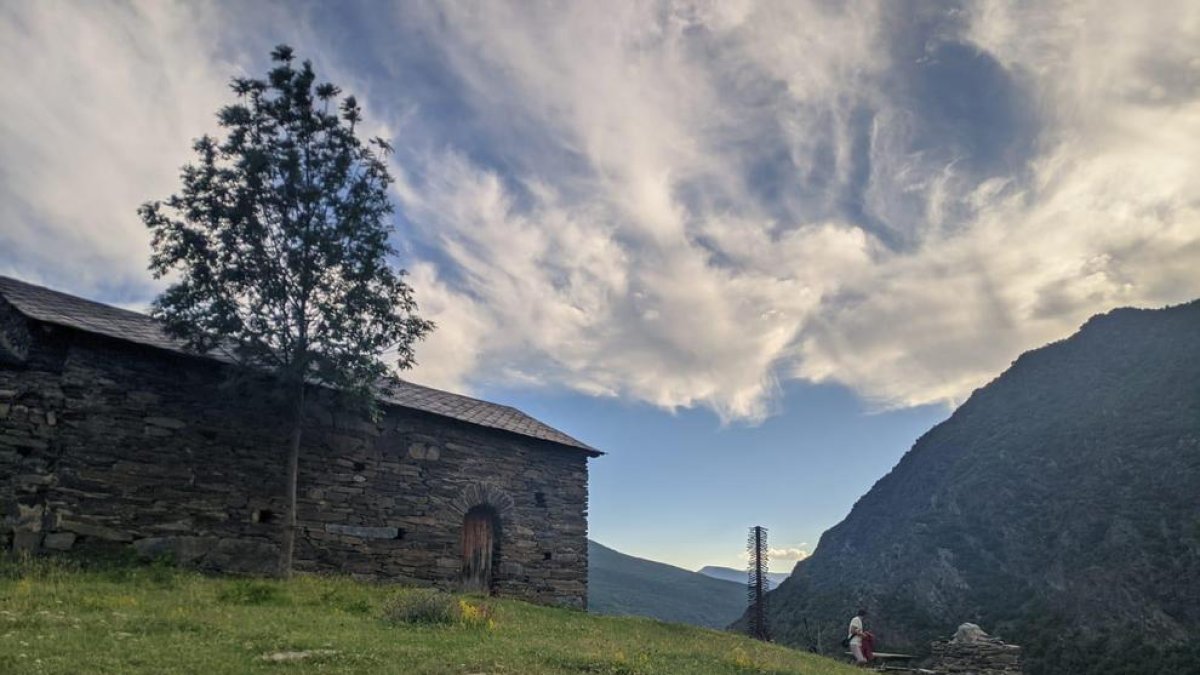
(0, 276), (601, 607)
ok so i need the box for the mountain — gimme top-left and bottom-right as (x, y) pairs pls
(587, 540), (747, 628)
(697, 566), (790, 590)
(755, 300), (1200, 675)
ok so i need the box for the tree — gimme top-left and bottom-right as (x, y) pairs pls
(140, 45), (433, 576)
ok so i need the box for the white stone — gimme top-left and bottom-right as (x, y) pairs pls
(952, 623), (990, 643)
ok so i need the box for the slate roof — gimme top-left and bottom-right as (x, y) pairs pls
(0, 275), (599, 455)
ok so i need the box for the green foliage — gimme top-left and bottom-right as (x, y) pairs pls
(382, 588), (459, 625)
(382, 589), (495, 628)
(319, 586), (372, 615)
(0, 550), (82, 580)
(1025, 626), (1200, 675)
(217, 580), (289, 606)
(140, 44), (432, 398)
(0, 549), (171, 585)
(0, 562), (859, 674)
(139, 44), (433, 575)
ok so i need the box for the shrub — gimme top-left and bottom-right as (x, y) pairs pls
(383, 589), (460, 625)
(382, 590), (495, 628)
(457, 598), (495, 628)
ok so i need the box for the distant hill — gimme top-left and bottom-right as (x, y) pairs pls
(752, 300), (1200, 674)
(697, 566), (789, 590)
(588, 540), (747, 628)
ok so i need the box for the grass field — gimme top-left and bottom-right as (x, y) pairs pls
(0, 555), (857, 675)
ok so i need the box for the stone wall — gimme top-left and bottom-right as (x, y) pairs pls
(929, 624), (1023, 674)
(0, 299), (590, 607)
(0, 296), (31, 366)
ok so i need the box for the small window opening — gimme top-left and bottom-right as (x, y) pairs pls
(543, 551), (552, 561)
(252, 509), (276, 524)
(353, 461), (366, 471)
(394, 528), (406, 540)
(534, 491), (547, 507)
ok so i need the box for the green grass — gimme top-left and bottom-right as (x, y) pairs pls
(0, 555), (857, 675)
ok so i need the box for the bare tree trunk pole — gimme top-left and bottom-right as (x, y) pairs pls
(279, 380), (306, 578)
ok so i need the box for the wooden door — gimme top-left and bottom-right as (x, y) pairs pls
(461, 507), (495, 594)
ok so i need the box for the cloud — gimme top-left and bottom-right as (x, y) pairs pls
(391, 147), (872, 419)
(738, 544), (810, 563)
(2, 1), (1198, 419)
(391, 0), (1200, 415)
(794, 0), (1200, 408)
(384, 1), (887, 421)
(0, 1), (235, 299)
(770, 547), (811, 562)
(0, 1), (362, 301)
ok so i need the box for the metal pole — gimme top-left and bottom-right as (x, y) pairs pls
(747, 525), (771, 641)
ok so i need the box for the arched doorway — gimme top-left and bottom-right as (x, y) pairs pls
(461, 505), (500, 594)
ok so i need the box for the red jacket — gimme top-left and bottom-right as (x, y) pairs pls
(861, 632), (875, 661)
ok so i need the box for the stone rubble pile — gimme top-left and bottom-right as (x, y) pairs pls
(929, 623), (1023, 675)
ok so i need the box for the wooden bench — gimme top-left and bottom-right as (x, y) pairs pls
(843, 651), (935, 672)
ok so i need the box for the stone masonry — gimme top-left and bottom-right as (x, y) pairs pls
(929, 623), (1024, 675)
(0, 277), (600, 607)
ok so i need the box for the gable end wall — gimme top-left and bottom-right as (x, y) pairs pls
(0, 297), (32, 365)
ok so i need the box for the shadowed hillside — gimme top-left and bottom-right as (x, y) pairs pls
(589, 540), (748, 628)
(754, 300), (1200, 674)
(698, 565), (789, 590)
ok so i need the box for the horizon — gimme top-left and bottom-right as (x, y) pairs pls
(3, 1), (1198, 571)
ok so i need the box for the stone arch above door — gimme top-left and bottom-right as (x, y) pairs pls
(448, 482), (516, 523)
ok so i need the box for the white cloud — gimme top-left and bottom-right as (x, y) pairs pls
(795, 0), (1200, 408)
(738, 544), (810, 564)
(0, 1), (235, 296)
(389, 1), (886, 421)
(2, 1), (1198, 419)
(770, 547), (811, 562)
(0, 1), (358, 297)
(397, 0), (1200, 414)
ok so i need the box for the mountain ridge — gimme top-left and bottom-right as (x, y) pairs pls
(756, 299), (1200, 674)
(697, 565), (790, 590)
(587, 540), (748, 628)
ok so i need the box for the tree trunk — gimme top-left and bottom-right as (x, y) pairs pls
(278, 379), (306, 578)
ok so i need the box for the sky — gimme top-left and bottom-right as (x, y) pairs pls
(2, 1), (1198, 571)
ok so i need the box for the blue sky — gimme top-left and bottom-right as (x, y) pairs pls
(497, 381), (947, 569)
(2, 1), (1199, 570)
